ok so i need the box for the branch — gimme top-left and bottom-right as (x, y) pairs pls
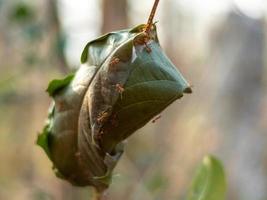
(145, 0), (160, 34)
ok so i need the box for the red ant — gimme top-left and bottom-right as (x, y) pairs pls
(133, 34), (152, 53)
(115, 83), (125, 99)
(109, 57), (120, 69)
(116, 83), (124, 93)
(152, 115), (161, 123)
(97, 111), (109, 124)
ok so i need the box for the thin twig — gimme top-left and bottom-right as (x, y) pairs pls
(93, 188), (106, 200)
(145, 0), (160, 34)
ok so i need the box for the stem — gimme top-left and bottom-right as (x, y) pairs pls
(145, 0), (160, 34)
(93, 188), (105, 200)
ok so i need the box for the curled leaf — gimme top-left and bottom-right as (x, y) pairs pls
(37, 24), (191, 191)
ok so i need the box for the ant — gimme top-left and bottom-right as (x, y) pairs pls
(152, 115), (161, 123)
(116, 83), (124, 93)
(133, 34), (152, 53)
(97, 111), (109, 124)
(109, 57), (120, 69)
(115, 83), (125, 99)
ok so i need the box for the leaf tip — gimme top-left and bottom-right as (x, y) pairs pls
(183, 86), (193, 94)
(187, 155), (227, 200)
(46, 73), (74, 96)
(81, 43), (89, 63)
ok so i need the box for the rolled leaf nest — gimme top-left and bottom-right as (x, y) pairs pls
(37, 24), (192, 192)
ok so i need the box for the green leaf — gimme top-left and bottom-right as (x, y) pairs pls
(36, 104), (55, 159)
(46, 73), (74, 96)
(37, 125), (51, 158)
(100, 38), (191, 152)
(187, 155), (227, 200)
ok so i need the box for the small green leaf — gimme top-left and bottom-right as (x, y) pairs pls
(37, 125), (51, 158)
(187, 155), (226, 200)
(37, 104), (54, 159)
(46, 74), (74, 96)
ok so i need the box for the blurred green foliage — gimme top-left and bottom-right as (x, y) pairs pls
(145, 172), (168, 194)
(187, 155), (226, 200)
(0, 76), (17, 104)
(9, 2), (35, 24)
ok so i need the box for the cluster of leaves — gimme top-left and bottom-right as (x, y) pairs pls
(37, 23), (192, 192)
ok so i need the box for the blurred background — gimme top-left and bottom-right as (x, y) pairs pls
(0, 0), (267, 199)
